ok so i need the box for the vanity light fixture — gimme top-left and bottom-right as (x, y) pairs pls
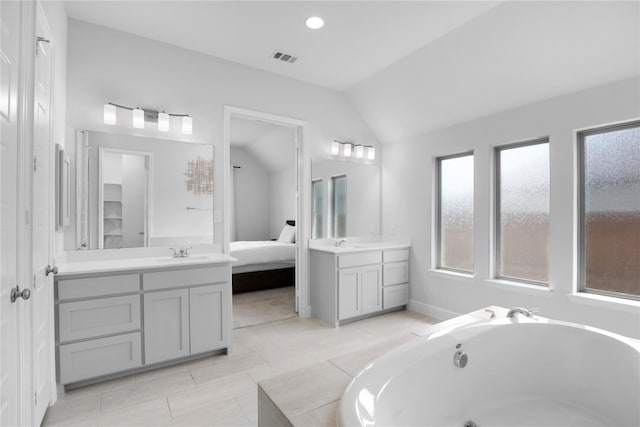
(158, 111), (170, 132)
(132, 107), (145, 129)
(330, 140), (340, 155)
(366, 146), (376, 160)
(103, 104), (117, 125)
(332, 140), (376, 161)
(103, 102), (193, 135)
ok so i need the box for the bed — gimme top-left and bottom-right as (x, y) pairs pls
(230, 221), (296, 293)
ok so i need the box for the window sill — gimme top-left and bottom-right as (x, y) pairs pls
(485, 279), (554, 298)
(567, 292), (640, 314)
(428, 269), (474, 283)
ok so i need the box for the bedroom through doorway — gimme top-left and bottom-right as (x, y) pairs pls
(228, 114), (299, 328)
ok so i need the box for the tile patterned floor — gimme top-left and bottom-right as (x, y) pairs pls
(43, 308), (436, 426)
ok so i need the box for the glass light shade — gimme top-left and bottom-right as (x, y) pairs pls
(330, 141), (340, 155)
(158, 112), (170, 132)
(182, 116), (193, 135)
(343, 143), (352, 157)
(103, 104), (116, 125)
(366, 146), (376, 160)
(355, 145), (364, 158)
(305, 16), (324, 30)
(132, 108), (145, 129)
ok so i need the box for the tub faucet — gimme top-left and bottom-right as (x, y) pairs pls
(506, 307), (539, 318)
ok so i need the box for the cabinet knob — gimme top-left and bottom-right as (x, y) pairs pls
(11, 286), (31, 303)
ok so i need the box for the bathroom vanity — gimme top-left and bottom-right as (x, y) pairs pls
(54, 254), (234, 388)
(309, 241), (410, 327)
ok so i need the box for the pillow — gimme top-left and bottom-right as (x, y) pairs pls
(277, 224), (296, 243)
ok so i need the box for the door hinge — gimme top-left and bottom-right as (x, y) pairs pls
(25, 210), (31, 226)
(34, 391), (38, 406)
(33, 156), (38, 172)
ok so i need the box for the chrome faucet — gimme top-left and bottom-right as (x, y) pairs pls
(169, 246), (192, 258)
(333, 238), (347, 247)
(506, 307), (539, 318)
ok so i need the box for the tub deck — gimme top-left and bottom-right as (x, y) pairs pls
(257, 306), (506, 426)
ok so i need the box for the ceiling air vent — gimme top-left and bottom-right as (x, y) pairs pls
(271, 50), (299, 64)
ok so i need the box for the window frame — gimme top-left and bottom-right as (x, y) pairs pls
(311, 178), (324, 239)
(494, 137), (550, 286)
(435, 151), (474, 274)
(330, 174), (347, 238)
(577, 119), (640, 301)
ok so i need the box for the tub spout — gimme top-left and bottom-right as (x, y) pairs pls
(506, 307), (539, 318)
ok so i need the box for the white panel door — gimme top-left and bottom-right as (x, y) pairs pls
(338, 267), (360, 320)
(144, 289), (190, 364)
(361, 265), (382, 315)
(0, 1), (22, 424)
(32, 8), (54, 424)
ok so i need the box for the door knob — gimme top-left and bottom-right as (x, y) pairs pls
(45, 264), (58, 276)
(11, 286), (31, 303)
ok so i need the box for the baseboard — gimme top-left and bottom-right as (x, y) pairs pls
(408, 299), (461, 321)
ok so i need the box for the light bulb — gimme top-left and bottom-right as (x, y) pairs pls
(366, 146), (376, 160)
(305, 16), (324, 30)
(132, 108), (144, 129)
(343, 143), (352, 157)
(158, 112), (170, 132)
(182, 116), (193, 135)
(331, 141), (340, 156)
(104, 104), (116, 125)
(355, 145), (364, 159)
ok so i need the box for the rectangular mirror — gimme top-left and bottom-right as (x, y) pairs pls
(311, 160), (380, 238)
(67, 130), (214, 250)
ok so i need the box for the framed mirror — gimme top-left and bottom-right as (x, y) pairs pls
(311, 159), (380, 239)
(69, 130), (214, 250)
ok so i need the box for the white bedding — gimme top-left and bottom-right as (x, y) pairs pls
(230, 241), (296, 267)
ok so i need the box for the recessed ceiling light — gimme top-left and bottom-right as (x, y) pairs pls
(305, 16), (324, 30)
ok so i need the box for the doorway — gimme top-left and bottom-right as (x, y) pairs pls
(223, 107), (310, 325)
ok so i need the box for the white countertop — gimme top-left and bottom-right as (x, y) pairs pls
(309, 241), (410, 254)
(56, 253), (237, 277)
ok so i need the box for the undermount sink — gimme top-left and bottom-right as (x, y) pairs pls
(155, 255), (211, 263)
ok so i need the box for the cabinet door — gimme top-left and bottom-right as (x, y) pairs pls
(361, 265), (382, 315)
(190, 284), (229, 354)
(144, 289), (190, 364)
(338, 267), (361, 320)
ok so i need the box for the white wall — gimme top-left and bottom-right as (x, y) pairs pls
(230, 147), (270, 241)
(65, 19), (380, 253)
(382, 78), (640, 339)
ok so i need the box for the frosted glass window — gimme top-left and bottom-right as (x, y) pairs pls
(332, 175), (347, 238)
(496, 140), (549, 284)
(437, 153), (474, 272)
(580, 122), (640, 299)
(312, 179), (323, 239)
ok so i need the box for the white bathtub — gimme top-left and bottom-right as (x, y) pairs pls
(338, 314), (640, 426)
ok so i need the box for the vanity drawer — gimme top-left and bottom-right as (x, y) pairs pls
(383, 249), (409, 263)
(383, 262), (409, 287)
(338, 252), (382, 269)
(57, 274), (140, 301)
(143, 266), (229, 291)
(58, 294), (141, 342)
(383, 284), (409, 310)
(59, 332), (142, 384)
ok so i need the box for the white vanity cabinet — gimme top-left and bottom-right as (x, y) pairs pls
(55, 260), (232, 387)
(310, 245), (409, 327)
